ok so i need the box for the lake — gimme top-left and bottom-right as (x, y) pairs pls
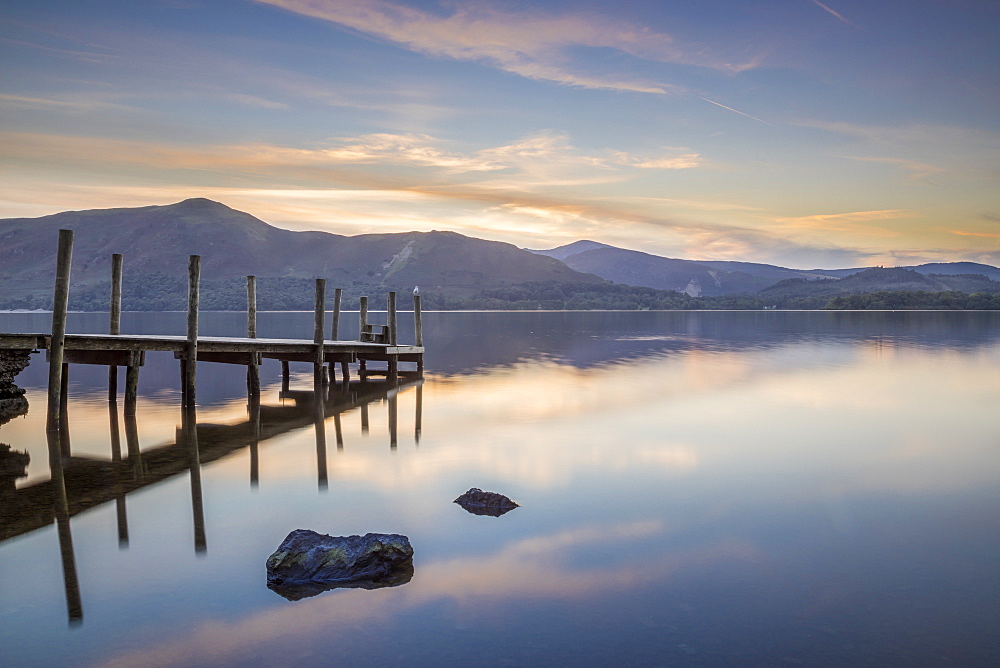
(2, 310), (999, 667)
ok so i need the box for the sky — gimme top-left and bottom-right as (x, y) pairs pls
(1, 0), (998, 269)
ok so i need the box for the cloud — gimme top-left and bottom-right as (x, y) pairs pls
(809, 1), (854, 26)
(843, 156), (944, 184)
(255, 0), (758, 94)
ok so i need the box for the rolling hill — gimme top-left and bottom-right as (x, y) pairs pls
(0, 198), (601, 307)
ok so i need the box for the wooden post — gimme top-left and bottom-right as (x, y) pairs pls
(247, 275), (257, 338)
(124, 364), (139, 417)
(331, 288), (342, 340)
(314, 279), (326, 346)
(246, 276), (260, 397)
(359, 296), (368, 339)
(109, 253), (123, 401)
(184, 255), (200, 407)
(413, 292), (423, 347)
(47, 229), (73, 433)
(281, 360), (290, 393)
(388, 291), (397, 345)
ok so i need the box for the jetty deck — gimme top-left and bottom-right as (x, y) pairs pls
(0, 333), (423, 358)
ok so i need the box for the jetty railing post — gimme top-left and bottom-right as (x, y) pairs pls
(413, 292), (423, 347)
(413, 291), (424, 376)
(312, 279), (329, 488)
(314, 278), (326, 384)
(332, 288), (342, 340)
(388, 291), (397, 345)
(358, 295), (369, 378)
(47, 229), (74, 433)
(246, 276), (259, 397)
(184, 255), (200, 407)
(108, 253), (123, 401)
(387, 291), (398, 381)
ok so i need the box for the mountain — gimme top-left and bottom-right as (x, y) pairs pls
(758, 267), (1000, 303)
(0, 199), (601, 305)
(530, 241), (1000, 296)
(906, 262), (1000, 281)
(529, 242), (824, 296)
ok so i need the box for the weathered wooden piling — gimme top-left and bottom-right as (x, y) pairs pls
(388, 291), (397, 346)
(413, 292), (423, 347)
(246, 276), (260, 396)
(183, 256), (201, 407)
(332, 288), (342, 340)
(46, 229), (74, 433)
(108, 253), (123, 400)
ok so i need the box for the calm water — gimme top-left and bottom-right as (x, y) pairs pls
(1, 310), (999, 667)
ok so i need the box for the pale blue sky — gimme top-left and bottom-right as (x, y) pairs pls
(1, 0), (998, 268)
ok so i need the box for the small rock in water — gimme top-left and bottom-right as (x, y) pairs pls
(266, 530), (413, 600)
(453, 488), (520, 517)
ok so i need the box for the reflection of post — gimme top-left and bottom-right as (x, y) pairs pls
(415, 384), (422, 445)
(109, 253), (123, 401)
(334, 413), (344, 451)
(59, 364), (71, 457)
(47, 430), (83, 624)
(182, 405), (207, 554)
(360, 403), (369, 434)
(389, 392), (398, 450)
(109, 401), (129, 547)
(314, 394), (328, 490)
(47, 229), (73, 433)
(249, 393), (260, 489)
(247, 275), (260, 397)
(124, 410), (143, 482)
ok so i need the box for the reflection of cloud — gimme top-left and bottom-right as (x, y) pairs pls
(256, 0), (758, 94)
(99, 517), (758, 667)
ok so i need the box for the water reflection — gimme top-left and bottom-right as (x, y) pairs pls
(2, 312), (999, 666)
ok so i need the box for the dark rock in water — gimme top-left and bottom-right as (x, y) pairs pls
(0, 443), (30, 496)
(0, 396), (28, 427)
(271, 562), (414, 601)
(454, 488), (520, 517)
(266, 530), (413, 600)
(0, 350), (32, 393)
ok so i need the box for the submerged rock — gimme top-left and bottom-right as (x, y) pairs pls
(271, 562), (414, 601)
(454, 488), (520, 517)
(266, 530), (413, 599)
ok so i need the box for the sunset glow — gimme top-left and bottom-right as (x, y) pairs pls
(1, 0), (997, 267)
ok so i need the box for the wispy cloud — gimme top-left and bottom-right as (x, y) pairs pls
(698, 96), (772, 126)
(255, 0), (758, 94)
(844, 156), (944, 184)
(809, 1), (853, 26)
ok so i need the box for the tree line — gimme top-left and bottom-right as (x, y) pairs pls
(3, 276), (999, 311)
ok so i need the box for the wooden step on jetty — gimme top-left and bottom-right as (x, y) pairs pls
(0, 229), (426, 429)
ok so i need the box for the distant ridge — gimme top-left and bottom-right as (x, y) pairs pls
(2, 199), (997, 310)
(530, 240), (1000, 295)
(0, 198), (601, 305)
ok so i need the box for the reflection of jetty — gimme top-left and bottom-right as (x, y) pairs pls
(0, 229), (427, 624)
(0, 379), (422, 543)
(0, 230), (425, 424)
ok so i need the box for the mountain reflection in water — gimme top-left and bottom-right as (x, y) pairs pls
(1, 310), (999, 667)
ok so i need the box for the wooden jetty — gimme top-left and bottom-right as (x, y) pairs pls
(0, 229), (426, 426)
